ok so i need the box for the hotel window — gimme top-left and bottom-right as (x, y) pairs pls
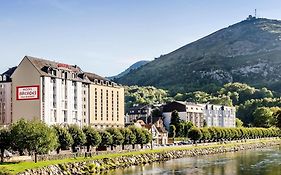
(52, 70), (57, 76)
(63, 111), (67, 122)
(54, 110), (57, 122)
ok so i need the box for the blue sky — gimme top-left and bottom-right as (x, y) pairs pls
(1, 0), (281, 76)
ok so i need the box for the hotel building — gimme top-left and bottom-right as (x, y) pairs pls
(0, 56), (124, 128)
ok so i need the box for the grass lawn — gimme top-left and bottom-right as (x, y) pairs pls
(1, 138), (280, 174)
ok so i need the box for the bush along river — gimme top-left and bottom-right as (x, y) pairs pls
(111, 145), (281, 175)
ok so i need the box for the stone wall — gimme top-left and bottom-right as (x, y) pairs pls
(18, 141), (281, 175)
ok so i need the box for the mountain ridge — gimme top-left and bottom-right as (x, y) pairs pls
(115, 17), (281, 93)
(107, 60), (150, 80)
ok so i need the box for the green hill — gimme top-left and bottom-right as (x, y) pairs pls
(116, 17), (281, 93)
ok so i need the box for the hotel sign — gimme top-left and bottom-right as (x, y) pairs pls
(16, 85), (40, 100)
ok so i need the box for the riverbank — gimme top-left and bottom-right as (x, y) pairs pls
(1, 138), (280, 175)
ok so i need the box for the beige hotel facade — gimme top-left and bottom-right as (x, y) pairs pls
(0, 56), (124, 128)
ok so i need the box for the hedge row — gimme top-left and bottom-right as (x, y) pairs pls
(188, 127), (280, 143)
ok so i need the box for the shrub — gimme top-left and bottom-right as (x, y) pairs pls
(188, 127), (202, 144)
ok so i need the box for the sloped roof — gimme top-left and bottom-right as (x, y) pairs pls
(26, 56), (82, 75)
(24, 56), (111, 83)
(142, 124), (168, 134)
(2, 66), (17, 76)
(84, 72), (109, 82)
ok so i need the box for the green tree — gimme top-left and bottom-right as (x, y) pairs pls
(68, 125), (86, 152)
(174, 93), (184, 101)
(53, 125), (73, 154)
(169, 125), (176, 138)
(235, 118), (244, 127)
(170, 110), (181, 135)
(185, 91), (211, 103)
(200, 128), (211, 142)
(106, 128), (124, 149)
(143, 129), (152, 144)
(180, 121), (194, 137)
(178, 122), (186, 137)
(99, 130), (113, 147)
(31, 122), (58, 162)
(10, 119), (30, 155)
(83, 126), (101, 152)
(129, 126), (147, 148)
(188, 127), (202, 144)
(120, 128), (136, 149)
(0, 128), (11, 162)
(253, 107), (273, 128)
(11, 119), (58, 163)
(275, 110), (281, 129)
(124, 86), (168, 109)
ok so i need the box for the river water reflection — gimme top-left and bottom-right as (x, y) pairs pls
(110, 146), (281, 175)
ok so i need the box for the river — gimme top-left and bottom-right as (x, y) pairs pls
(110, 146), (281, 175)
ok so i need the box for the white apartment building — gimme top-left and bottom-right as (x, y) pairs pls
(202, 104), (236, 127)
(162, 101), (236, 129)
(40, 76), (89, 126)
(1, 56), (124, 128)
